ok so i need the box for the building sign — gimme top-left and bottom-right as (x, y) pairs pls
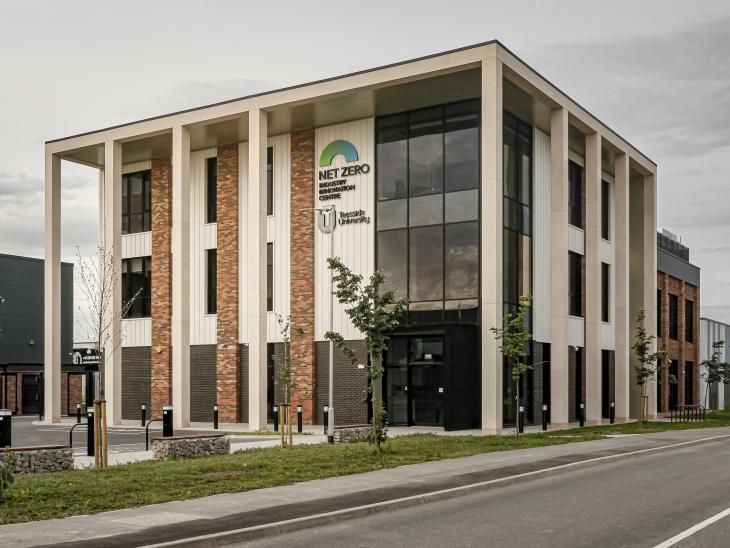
(339, 209), (370, 225)
(73, 348), (100, 367)
(317, 139), (371, 202)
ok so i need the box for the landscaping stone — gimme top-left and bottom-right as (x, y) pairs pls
(334, 425), (371, 443)
(152, 435), (230, 459)
(1, 446), (74, 474)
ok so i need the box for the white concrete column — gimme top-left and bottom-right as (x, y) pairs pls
(43, 151), (62, 423)
(248, 109), (268, 431)
(171, 126), (191, 428)
(550, 107), (570, 427)
(614, 153), (631, 421)
(584, 132), (602, 424)
(103, 140), (123, 425)
(480, 55), (503, 434)
(643, 173), (658, 419)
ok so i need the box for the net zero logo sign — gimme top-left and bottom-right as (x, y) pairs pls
(317, 139), (371, 201)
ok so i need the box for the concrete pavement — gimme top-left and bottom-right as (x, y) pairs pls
(2, 427), (730, 547)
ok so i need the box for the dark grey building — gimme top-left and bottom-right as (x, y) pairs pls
(0, 253), (77, 415)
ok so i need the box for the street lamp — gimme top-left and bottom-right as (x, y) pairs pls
(314, 204), (336, 443)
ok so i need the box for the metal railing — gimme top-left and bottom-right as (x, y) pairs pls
(669, 404), (706, 423)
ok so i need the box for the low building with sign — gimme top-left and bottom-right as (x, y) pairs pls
(43, 41), (659, 432)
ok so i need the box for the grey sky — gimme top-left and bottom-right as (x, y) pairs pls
(1, 0), (728, 324)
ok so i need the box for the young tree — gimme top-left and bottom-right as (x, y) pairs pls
(274, 314), (296, 447)
(701, 340), (730, 410)
(324, 257), (407, 455)
(631, 308), (668, 423)
(491, 294), (533, 436)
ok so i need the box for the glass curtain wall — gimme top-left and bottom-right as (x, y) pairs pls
(375, 100), (480, 326)
(502, 111), (533, 426)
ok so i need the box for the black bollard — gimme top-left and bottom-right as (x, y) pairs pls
(86, 406), (95, 457)
(542, 404), (548, 431)
(162, 405), (173, 437)
(579, 403), (585, 427)
(610, 402), (615, 424)
(76, 403), (81, 424)
(273, 406), (279, 432)
(323, 406), (329, 436)
(518, 405), (524, 434)
(297, 405), (303, 434)
(141, 404), (146, 428)
(0, 409), (11, 447)
(213, 404), (219, 430)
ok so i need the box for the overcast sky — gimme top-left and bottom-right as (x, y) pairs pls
(1, 0), (729, 330)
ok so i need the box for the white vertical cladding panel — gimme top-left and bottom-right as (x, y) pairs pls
(190, 147), (217, 345)
(315, 119), (375, 341)
(203, 224), (217, 249)
(239, 142), (249, 343)
(123, 161), (152, 175)
(121, 233), (151, 259)
(568, 225), (585, 255)
(569, 316), (585, 348)
(532, 128), (551, 343)
(266, 133), (291, 343)
(122, 318), (151, 347)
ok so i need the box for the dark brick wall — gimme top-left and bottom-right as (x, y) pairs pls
(238, 344), (249, 423)
(122, 347), (151, 420)
(271, 342), (287, 406)
(532, 342), (548, 426)
(190, 345), (216, 422)
(315, 340), (369, 426)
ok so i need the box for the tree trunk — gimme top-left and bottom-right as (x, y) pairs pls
(371, 352), (382, 407)
(515, 379), (520, 437)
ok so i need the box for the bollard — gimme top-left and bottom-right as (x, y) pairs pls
(518, 405), (524, 434)
(542, 404), (548, 431)
(162, 405), (173, 438)
(323, 406), (329, 436)
(297, 405), (303, 434)
(141, 404), (146, 427)
(273, 406), (279, 432)
(0, 409), (11, 447)
(86, 406), (95, 457)
(213, 404), (219, 430)
(76, 403), (81, 424)
(579, 403), (585, 427)
(610, 402), (615, 424)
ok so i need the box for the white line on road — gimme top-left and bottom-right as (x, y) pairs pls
(654, 508), (730, 548)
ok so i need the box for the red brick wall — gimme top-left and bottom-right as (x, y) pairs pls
(290, 129), (317, 423)
(1, 374), (18, 413)
(151, 158), (173, 418)
(216, 144), (241, 422)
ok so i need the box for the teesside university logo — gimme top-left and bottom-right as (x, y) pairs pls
(317, 139), (371, 201)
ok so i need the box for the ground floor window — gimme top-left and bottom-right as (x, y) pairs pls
(122, 256), (151, 318)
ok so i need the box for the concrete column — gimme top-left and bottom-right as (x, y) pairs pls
(480, 55), (503, 434)
(614, 153), (631, 421)
(644, 173), (658, 419)
(43, 151), (62, 423)
(248, 109), (268, 431)
(584, 132), (602, 424)
(550, 108), (570, 427)
(103, 140), (123, 425)
(171, 125), (191, 428)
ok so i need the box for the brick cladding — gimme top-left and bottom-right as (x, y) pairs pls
(315, 340), (369, 426)
(60, 373), (83, 416)
(150, 158), (172, 418)
(121, 347), (151, 420)
(190, 345), (216, 422)
(290, 129), (317, 423)
(657, 272), (700, 411)
(216, 144), (241, 422)
(238, 344), (249, 423)
(0, 374), (19, 414)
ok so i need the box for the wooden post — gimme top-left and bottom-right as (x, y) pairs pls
(93, 400), (100, 468)
(100, 399), (108, 468)
(279, 404), (287, 448)
(287, 404), (293, 448)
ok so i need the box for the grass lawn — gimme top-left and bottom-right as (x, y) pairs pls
(0, 431), (602, 525)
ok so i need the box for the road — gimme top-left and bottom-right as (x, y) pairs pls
(241, 437), (730, 548)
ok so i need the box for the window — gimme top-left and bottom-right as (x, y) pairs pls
(568, 161), (583, 228)
(121, 257), (151, 318)
(206, 157), (217, 223)
(685, 300), (694, 342)
(657, 289), (662, 334)
(669, 294), (679, 340)
(601, 180), (610, 240)
(122, 170), (151, 234)
(601, 263), (610, 323)
(267, 146), (274, 216)
(206, 249), (216, 314)
(375, 100), (480, 326)
(569, 252), (582, 317)
(267, 243), (273, 311)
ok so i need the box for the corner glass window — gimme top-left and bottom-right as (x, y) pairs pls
(122, 170), (151, 235)
(445, 221), (479, 300)
(376, 114), (408, 201)
(409, 107), (444, 196)
(445, 102), (479, 192)
(409, 225), (444, 302)
(121, 256), (151, 318)
(377, 199), (407, 231)
(445, 190), (478, 223)
(409, 194), (443, 227)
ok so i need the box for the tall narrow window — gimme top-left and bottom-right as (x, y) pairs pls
(601, 262), (610, 323)
(669, 294), (679, 340)
(206, 157), (217, 223)
(569, 252), (582, 317)
(267, 243), (273, 311)
(601, 180), (610, 240)
(657, 289), (662, 334)
(685, 299), (694, 342)
(266, 146), (274, 216)
(206, 249), (217, 314)
(121, 257), (151, 318)
(568, 161), (583, 228)
(122, 170), (151, 234)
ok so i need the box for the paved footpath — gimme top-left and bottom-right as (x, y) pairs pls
(2, 427), (730, 547)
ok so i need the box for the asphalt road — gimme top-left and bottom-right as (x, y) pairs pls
(240, 437), (730, 548)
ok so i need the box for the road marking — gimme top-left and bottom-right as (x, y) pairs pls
(654, 508), (730, 547)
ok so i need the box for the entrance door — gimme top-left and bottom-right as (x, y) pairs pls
(22, 375), (40, 415)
